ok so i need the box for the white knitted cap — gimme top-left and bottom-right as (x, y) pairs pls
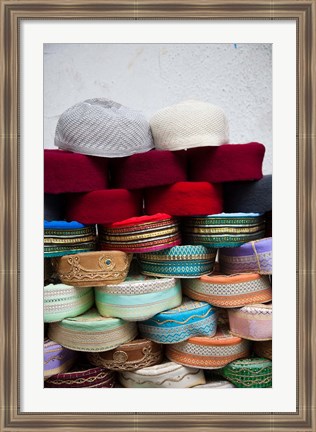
(55, 98), (154, 157)
(150, 100), (229, 151)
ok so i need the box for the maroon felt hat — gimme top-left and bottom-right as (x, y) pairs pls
(187, 143), (265, 183)
(44, 149), (108, 193)
(109, 150), (187, 189)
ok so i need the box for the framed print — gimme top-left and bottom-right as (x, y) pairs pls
(1, 1), (315, 431)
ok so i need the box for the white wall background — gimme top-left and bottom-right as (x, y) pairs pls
(44, 43), (272, 174)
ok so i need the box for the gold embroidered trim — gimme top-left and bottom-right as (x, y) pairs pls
(139, 253), (216, 262)
(120, 368), (202, 386)
(184, 225), (265, 234)
(101, 218), (177, 232)
(47, 371), (114, 386)
(48, 322), (137, 352)
(100, 226), (179, 241)
(87, 346), (163, 371)
(44, 235), (96, 244)
(149, 309), (215, 325)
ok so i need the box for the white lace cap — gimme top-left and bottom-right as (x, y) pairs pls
(150, 100), (229, 151)
(55, 98), (154, 157)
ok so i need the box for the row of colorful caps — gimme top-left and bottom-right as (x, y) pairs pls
(44, 328), (272, 387)
(44, 272), (272, 322)
(44, 354), (272, 389)
(45, 304), (272, 359)
(44, 214), (271, 257)
(45, 238), (272, 282)
(45, 294), (272, 348)
(45, 144), (266, 193)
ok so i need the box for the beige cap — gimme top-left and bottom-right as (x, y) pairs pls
(150, 100), (229, 151)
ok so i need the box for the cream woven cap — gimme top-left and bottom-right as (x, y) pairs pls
(150, 100), (229, 151)
(55, 98), (154, 157)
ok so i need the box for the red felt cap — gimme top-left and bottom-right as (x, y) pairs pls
(106, 213), (173, 228)
(109, 150), (187, 189)
(144, 182), (223, 216)
(187, 143), (265, 183)
(66, 189), (143, 224)
(44, 149), (108, 194)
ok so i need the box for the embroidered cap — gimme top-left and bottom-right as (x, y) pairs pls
(138, 245), (216, 278)
(119, 361), (206, 388)
(99, 213), (181, 253)
(53, 250), (132, 287)
(87, 339), (163, 372)
(44, 283), (94, 323)
(166, 327), (251, 369)
(44, 338), (77, 379)
(228, 303), (272, 341)
(94, 275), (182, 321)
(182, 273), (272, 308)
(220, 357), (272, 388)
(44, 220), (96, 258)
(182, 213), (266, 248)
(138, 297), (217, 344)
(48, 308), (137, 352)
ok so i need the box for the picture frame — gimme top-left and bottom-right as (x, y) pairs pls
(1, 0), (315, 431)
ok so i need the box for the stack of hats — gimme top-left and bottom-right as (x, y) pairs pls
(44, 98), (272, 389)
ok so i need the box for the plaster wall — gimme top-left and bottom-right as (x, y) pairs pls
(44, 43), (272, 174)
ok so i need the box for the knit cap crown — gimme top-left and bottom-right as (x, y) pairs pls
(55, 98), (154, 157)
(150, 100), (229, 151)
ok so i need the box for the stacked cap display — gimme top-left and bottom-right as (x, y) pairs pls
(55, 98), (154, 157)
(44, 221), (96, 258)
(150, 100), (229, 150)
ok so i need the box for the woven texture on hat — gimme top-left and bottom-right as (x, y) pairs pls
(138, 297), (217, 344)
(44, 194), (66, 221)
(98, 214), (181, 253)
(55, 98), (154, 157)
(187, 143), (265, 182)
(182, 213), (266, 248)
(182, 273), (272, 308)
(48, 308), (138, 352)
(110, 150), (187, 189)
(165, 334), (250, 370)
(138, 245), (216, 278)
(220, 357), (272, 388)
(66, 189), (143, 224)
(223, 175), (272, 213)
(44, 283), (94, 323)
(150, 100), (229, 151)
(44, 149), (108, 193)
(94, 276), (182, 321)
(144, 182), (223, 216)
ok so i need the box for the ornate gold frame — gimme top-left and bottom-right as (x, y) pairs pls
(1, 1), (315, 430)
